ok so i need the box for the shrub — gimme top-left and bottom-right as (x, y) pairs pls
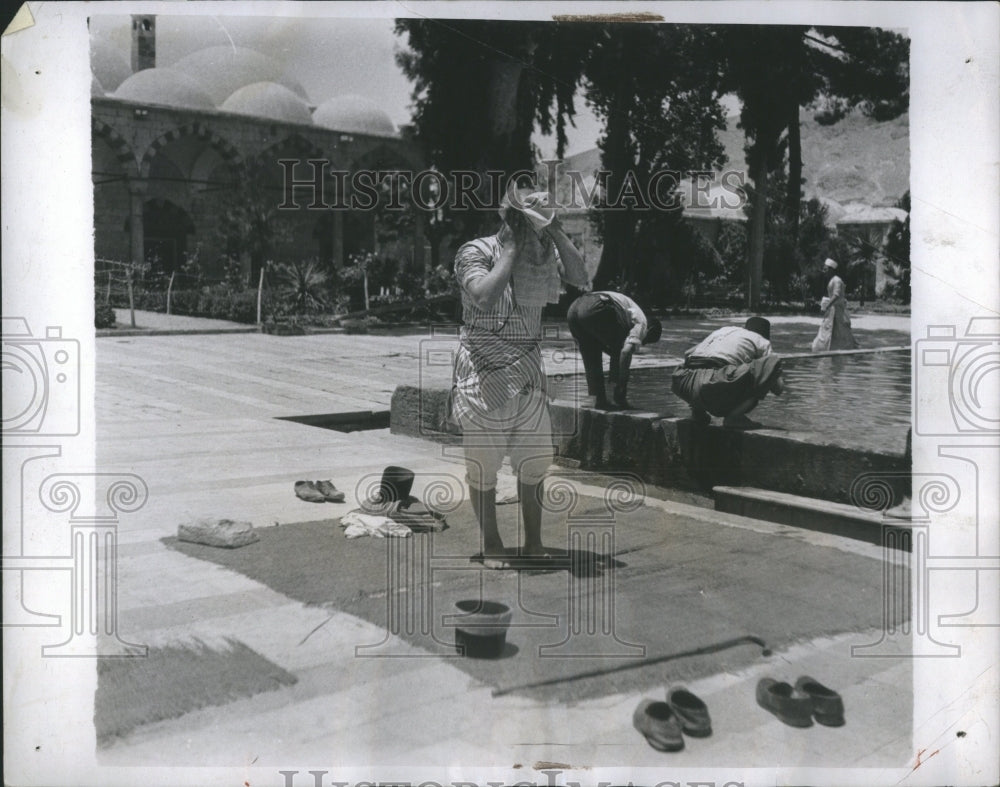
(269, 259), (331, 315)
(95, 302), (116, 329)
(170, 289), (201, 316)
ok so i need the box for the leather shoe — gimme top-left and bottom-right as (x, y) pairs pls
(756, 678), (813, 727)
(795, 676), (845, 727)
(315, 480), (346, 503)
(294, 480), (326, 503)
(632, 699), (684, 752)
(666, 687), (712, 737)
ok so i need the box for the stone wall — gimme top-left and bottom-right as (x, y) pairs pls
(389, 384), (909, 505)
(91, 97), (424, 276)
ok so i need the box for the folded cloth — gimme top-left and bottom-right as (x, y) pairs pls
(359, 496), (447, 533)
(511, 255), (561, 308)
(499, 189), (555, 232)
(339, 510), (412, 539)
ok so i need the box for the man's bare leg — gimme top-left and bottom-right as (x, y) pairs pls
(518, 478), (550, 558)
(469, 486), (507, 568)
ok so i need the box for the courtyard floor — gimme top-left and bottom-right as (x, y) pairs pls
(90, 311), (916, 780)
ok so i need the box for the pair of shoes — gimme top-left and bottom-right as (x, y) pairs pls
(633, 700), (684, 752)
(294, 480), (345, 503)
(796, 675), (845, 726)
(633, 687), (712, 751)
(756, 676), (844, 727)
(315, 480), (346, 503)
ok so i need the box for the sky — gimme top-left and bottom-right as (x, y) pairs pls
(88, 13), (605, 157)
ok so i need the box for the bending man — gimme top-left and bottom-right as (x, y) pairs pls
(450, 189), (590, 567)
(670, 316), (784, 429)
(567, 291), (662, 410)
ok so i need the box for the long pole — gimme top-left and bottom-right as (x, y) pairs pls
(166, 271), (175, 315)
(363, 264), (370, 312)
(256, 266), (265, 325)
(127, 266), (136, 328)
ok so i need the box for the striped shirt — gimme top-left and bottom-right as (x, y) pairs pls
(451, 236), (551, 419)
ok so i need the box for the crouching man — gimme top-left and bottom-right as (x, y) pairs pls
(671, 317), (784, 429)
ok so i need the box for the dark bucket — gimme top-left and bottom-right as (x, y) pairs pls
(455, 628), (507, 659)
(453, 599), (512, 659)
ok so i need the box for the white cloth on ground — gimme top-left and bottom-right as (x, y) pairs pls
(339, 510), (412, 539)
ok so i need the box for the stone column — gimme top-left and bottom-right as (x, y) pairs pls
(413, 211), (427, 276)
(127, 183), (146, 266)
(332, 209), (344, 268)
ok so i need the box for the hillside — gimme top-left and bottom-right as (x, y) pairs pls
(564, 109), (909, 209)
(719, 111), (909, 207)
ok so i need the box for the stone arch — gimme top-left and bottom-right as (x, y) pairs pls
(348, 141), (423, 174)
(139, 197), (196, 273)
(344, 142), (427, 276)
(248, 132), (337, 202)
(92, 118), (139, 180)
(139, 122), (241, 179)
(257, 131), (329, 162)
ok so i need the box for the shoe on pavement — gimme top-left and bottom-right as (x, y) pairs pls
(315, 480), (346, 503)
(795, 675), (845, 727)
(294, 480), (326, 503)
(667, 686), (712, 737)
(632, 699), (684, 752)
(756, 678), (813, 728)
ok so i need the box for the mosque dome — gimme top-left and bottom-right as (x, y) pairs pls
(91, 74), (105, 97)
(220, 82), (313, 125)
(90, 39), (131, 92)
(113, 68), (216, 110)
(171, 46), (308, 106)
(313, 94), (396, 136)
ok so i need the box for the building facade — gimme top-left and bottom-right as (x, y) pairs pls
(92, 17), (425, 285)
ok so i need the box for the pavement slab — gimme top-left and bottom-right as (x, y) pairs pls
(89, 324), (917, 774)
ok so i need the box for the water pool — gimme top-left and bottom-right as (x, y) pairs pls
(548, 349), (911, 455)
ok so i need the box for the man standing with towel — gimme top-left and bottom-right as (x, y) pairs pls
(567, 291), (662, 410)
(450, 187), (590, 567)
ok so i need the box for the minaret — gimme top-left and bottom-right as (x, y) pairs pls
(131, 15), (156, 72)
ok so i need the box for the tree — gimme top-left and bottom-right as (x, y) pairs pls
(217, 159), (290, 286)
(721, 26), (812, 310)
(586, 24), (726, 298)
(721, 25), (909, 309)
(395, 19), (593, 237)
(394, 21), (727, 301)
(882, 191), (911, 303)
